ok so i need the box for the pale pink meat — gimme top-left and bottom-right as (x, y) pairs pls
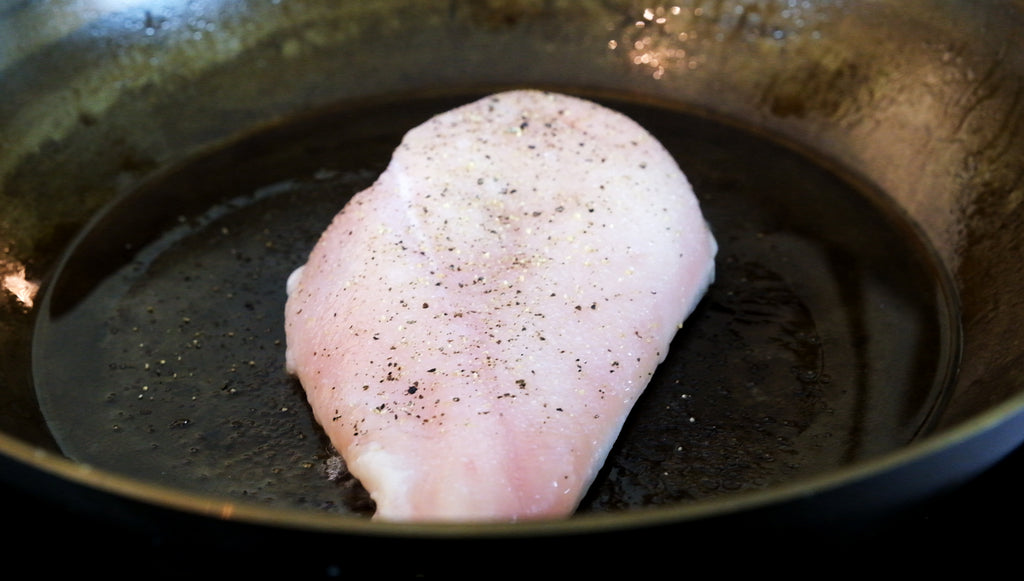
(284, 90), (716, 522)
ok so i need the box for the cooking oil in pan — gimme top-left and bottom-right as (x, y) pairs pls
(31, 92), (960, 516)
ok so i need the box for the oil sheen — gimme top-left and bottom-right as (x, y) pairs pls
(31, 92), (961, 517)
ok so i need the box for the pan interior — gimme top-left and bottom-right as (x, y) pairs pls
(30, 91), (960, 518)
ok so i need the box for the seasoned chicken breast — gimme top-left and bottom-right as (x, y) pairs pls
(285, 90), (717, 522)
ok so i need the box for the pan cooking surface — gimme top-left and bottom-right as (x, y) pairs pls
(30, 92), (960, 517)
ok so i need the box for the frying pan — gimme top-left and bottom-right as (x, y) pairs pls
(2, 0), (1024, 572)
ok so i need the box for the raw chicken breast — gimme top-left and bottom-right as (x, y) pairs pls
(284, 90), (716, 522)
